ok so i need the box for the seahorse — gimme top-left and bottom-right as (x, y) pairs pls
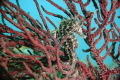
(58, 16), (86, 69)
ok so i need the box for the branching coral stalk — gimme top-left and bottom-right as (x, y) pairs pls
(41, 0), (120, 79)
(0, 0), (120, 80)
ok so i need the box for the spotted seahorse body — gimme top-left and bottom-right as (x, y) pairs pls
(58, 18), (86, 69)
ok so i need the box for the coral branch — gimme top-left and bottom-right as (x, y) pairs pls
(0, 0), (120, 80)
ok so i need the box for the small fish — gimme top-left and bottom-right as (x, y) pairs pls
(13, 46), (33, 55)
(118, 16), (120, 18)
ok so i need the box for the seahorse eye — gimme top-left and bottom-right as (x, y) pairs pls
(69, 26), (73, 29)
(66, 28), (69, 31)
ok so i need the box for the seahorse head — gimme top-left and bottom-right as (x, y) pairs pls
(59, 17), (86, 38)
(72, 19), (86, 38)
